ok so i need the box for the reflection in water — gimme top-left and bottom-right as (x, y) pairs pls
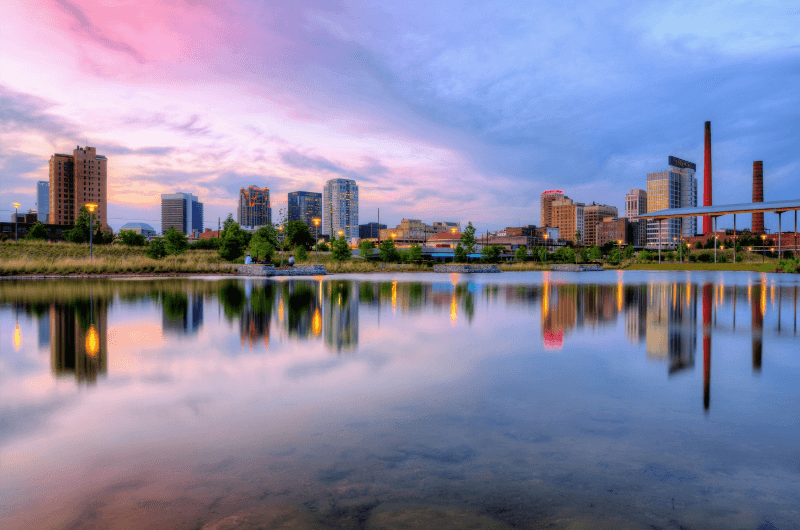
(50, 298), (109, 384)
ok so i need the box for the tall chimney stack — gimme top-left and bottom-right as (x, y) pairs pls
(702, 121), (713, 234)
(752, 161), (764, 233)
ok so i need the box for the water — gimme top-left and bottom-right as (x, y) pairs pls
(1, 272), (799, 530)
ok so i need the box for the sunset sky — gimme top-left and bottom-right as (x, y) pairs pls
(1, 0), (798, 234)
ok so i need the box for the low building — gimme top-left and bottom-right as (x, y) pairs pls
(426, 231), (463, 248)
(199, 228), (222, 239)
(119, 222), (157, 237)
(1, 221), (73, 241)
(12, 211), (38, 224)
(359, 222), (386, 239)
(596, 217), (630, 247)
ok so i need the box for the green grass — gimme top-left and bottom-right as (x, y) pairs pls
(624, 262), (777, 272)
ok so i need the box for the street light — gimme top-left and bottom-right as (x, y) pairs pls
(544, 233), (548, 265)
(618, 239), (623, 265)
(313, 218), (321, 264)
(762, 234), (766, 262)
(86, 203), (98, 261)
(12, 202), (20, 242)
(278, 225), (284, 268)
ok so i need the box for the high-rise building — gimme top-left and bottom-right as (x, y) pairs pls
(540, 190), (565, 228)
(359, 222), (386, 239)
(551, 198), (584, 244)
(36, 181), (49, 223)
(584, 203), (618, 246)
(288, 191), (322, 231)
(323, 179), (358, 238)
(237, 186), (271, 228)
(626, 189), (647, 247)
(161, 193), (203, 236)
(646, 156), (697, 249)
(49, 146), (108, 227)
(752, 162), (764, 234)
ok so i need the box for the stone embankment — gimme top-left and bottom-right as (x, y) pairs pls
(433, 265), (501, 273)
(550, 264), (604, 272)
(236, 264), (327, 276)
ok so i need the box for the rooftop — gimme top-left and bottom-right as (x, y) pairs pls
(637, 199), (800, 220)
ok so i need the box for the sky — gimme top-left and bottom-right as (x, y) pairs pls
(1, 0), (798, 234)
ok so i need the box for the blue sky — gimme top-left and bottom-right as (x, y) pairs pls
(1, 0), (798, 234)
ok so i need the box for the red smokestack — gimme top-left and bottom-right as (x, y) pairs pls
(752, 161), (764, 234)
(703, 121), (713, 234)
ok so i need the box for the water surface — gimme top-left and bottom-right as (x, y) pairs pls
(1, 272), (799, 529)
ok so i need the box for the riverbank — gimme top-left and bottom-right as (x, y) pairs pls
(624, 262), (778, 272)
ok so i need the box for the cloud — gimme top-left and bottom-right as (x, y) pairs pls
(279, 150), (391, 184)
(0, 85), (77, 141)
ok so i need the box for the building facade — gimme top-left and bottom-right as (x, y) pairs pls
(161, 193), (203, 236)
(596, 217), (630, 247)
(625, 189), (648, 247)
(37, 181), (49, 223)
(288, 191), (321, 231)
(646, 157), (697, 249)
(120, 222), (157, 237)
(237, 186), (271, 228)
(551, 198), (585, 244)
(584, 203), (619, 246)
(49, 146), (108, 227)
(540, 190), (565, 228)
(323, 179), (358, 238)
(431, 221), (461, 234)
(359, 222), (386, 239)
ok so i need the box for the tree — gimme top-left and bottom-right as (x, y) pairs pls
(331, 235), (351, 261)
(118, 229), (147, 246)
(218, 214), (251, 261)
(146, 238), (167, 259)
(609, 247), (621, 264)
(285, 220), (314, 250)
(588, 246), (602, 261)
(481, 244), (502, 263)
(407, 243), (423, 263)
(26, 222), (48, 240)
(164, 227), (189, 255)
(379, 238), (399, 262)
(359, 240), (376, 259)
(638, 250), (652, 262)
(190, 238), (220, 250)
(574, 231), (582, 249)
(248, 231), (275, 262)
(623, 244), (635, 260)
(554, 247), (575, 263)
(459, 222), (477, 254)
(514, 246), (527, 262)
(316, 241), (330, 252)
(64, 206), (101, 244)
(454, 242), (468, 263)
(295, 245), (308, 262)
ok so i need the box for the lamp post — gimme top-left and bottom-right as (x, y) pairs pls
(12, 202), (20, 242)
(618, 239), (622, 265)
(278, 225), (284, 268)
(544, 233), (548, 265)
(762, 235), (766, 262)
(86, 203), (98, 261)
(313, 218), (321, 264)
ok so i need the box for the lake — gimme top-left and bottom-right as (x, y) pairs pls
(1, 271), (799, 530)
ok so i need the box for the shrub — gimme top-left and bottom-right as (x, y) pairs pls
(689, 254), (697, 262)
(331, 236), (351, 261)
(697, 252), (712, 263)
(719, 255), (728, 263)
(736, 255), (743, 262)
(638, 250), (652, 262)
(118, 229), (147, 246)
(316, 242), (330, 252)
(145, 239), (167, 259)
(164, 227), (189, 255)
(295, 245), (308, 262)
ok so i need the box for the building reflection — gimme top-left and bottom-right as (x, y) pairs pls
(162, 291), (203, 335)
(645, 283), (696, 375)
(325, 280), (358, 352)
(50, 299), (108, 384)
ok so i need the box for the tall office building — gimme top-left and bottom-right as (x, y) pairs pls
(238, 186), (271, 228)
(49, 146), (108, 227)
(540, 190), (565, 228)
(36, 181), (49, 223)
(550, 197), (584, 243)
(584, 203), (618, 246)
(323, 179), (358, 238)
(646, 156), (697, 249)
(288, 191), (322, 231)
(161, 192), (203, 236)
(626, 189), (648, 247)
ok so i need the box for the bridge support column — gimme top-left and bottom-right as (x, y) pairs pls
(658, 219), (662, 263)
(714, 217), (717, 264)
(733, 214), (736, 264)
(778, 212), (782, 259)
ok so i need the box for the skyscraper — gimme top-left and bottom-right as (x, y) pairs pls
(646, 157), (697, 249)
(36, 181), (49, 223)
(238, 186), (271, 228)
(550, 197), (584, 243)
(49, 146), (108, 227)
(626, 189), (647, 247)
(540, 190), (564, 228)
(323, 179), (358, 238)
(288, 191), (322, 231)
(161, 192), (203, 236)
(584, 203), (618, 246)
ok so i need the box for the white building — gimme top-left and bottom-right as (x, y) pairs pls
(646, 157), (697, 249)
(323, 179), (358, 238)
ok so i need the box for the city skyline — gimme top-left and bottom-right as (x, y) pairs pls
(1, 1), (798, 236)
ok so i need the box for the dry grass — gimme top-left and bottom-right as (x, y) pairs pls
(0, 241), (230, 276)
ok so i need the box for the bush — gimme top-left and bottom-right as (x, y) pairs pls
(26, 222), (48, 240)
(295, 245), (308, 262)
(146, 238), (167, 259)
(118, 229), (147, 246)
(359, 240), (376, 259)
(638, 250), (652, 262)
(736, 255), (743, 262)
(778, 259), (799, 273)
(697, 252), (712, 263)
(331, 236), (351, 261)
(316, 242), (330, 252)
(719, 255), (728, 263)
(695, 241), (703, 249)
(190, 238), (220, 250)
(689, 254), (697, 262)
(164, 227), (189, 255)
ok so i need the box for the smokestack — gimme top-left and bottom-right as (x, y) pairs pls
(752, 161), (764, 234)
(702, 121), (713, 234)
